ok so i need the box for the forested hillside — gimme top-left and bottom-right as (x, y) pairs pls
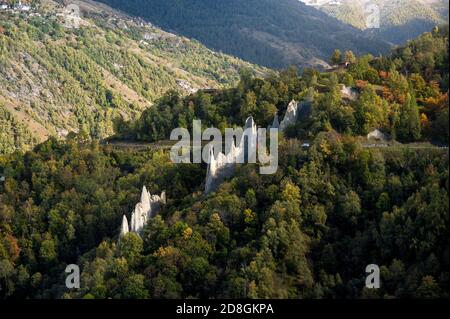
(299, 0), (449, 44)
(0, 27), (448, 299)
(0, 129), (448, 299)
(0, 105), (37, 154)
(0, 0), (266, 155)
(119, 27), (449, 145)
(97, 0), (391, 69)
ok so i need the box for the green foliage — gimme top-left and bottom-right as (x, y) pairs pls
(330, 49), (343, 65)
(0, 20), (448, 300)
(0, 104), (37, 155)
(392, 27), (449, 90)
(0, 8), (265, 154)
(395, 93), (422, 142)
(124, 27), (448, 145)
(1, 129), (448, 299)
(354, 86), (388, 134)
(121, 69), (305, 141)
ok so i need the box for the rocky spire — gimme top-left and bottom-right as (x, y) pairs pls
(130, 208), (136, 233)
(160, 191), (167, 205)
(126, 186), (166, 235)
(119, 215), (129, 239)
(205, 136), (240, 194)
(205, 117), (259, 194)
(238, 116), (257, 163)
(280, 100), (299, 131)
(141, 185), (151, 213)
(204, 100), (299, 195)
(205, 146), (217, 194)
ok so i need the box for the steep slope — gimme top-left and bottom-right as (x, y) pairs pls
(0, 0), (266, 154)
(376, 0), (449, 44)
(97, 0), (391, 69)
(299, 0), (449, 44)
(0, 104), (38, 154)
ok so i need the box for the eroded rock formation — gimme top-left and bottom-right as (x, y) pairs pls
(119, 215), (129, 239)
(280, 100), (300, 131)
(367, 129), (388, 141)
(205, 116), (258, 194)
(205, 100), (301, 194)
(340, 85), (359, 101)
(119, 186), (166, 238)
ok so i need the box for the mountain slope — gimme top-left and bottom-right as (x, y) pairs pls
(97, 0), (391, 69)
(299, 0), (449, 44)
(0, 0), (266, 154)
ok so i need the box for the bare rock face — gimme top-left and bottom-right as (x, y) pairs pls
(121, 186), (166, 237)
(367, 129), (388, 141)
(241, 116), (258, 163)
(205, 144), (237, 194)
(340, 85), (358, 101)
(204, 100), (306, 195)
(280, 100), (299, 132)
(119, 215), (129, 239)
(205, 116), (258, 194)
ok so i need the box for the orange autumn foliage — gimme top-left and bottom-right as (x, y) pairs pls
(379, 71), (390, 80)
(355, 80), (368, 89)
(420, 113), (430, 129)
(423, 92), (449, 115)
(1, 234), (21, 263)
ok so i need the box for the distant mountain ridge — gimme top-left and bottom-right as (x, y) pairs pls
(97, 0), (391, 69)
(298, 0), (449, 44)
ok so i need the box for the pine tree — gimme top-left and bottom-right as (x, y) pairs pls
(330, 49), (343, 65)
(397, 93), (421, 142)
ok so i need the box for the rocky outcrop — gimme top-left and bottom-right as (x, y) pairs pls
(367, 129), (388, 141)
(204, 100), (307, 194)
(176, 79), (198, 94)
(119, 186), (166, 238)
(205, 140), (238, 194)
(340, 85), (358, 101)
(119, 215), (129, 239)
(279, 100), (300, 131)
(205, 116), (257, 194)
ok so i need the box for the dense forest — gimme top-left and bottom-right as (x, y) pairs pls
(118, 27), (449, 145)
(0, 25), (448, 299)
(0, 131), (448, 299)
(0, 105), (37, 154)
(97, 0), (391, 69)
